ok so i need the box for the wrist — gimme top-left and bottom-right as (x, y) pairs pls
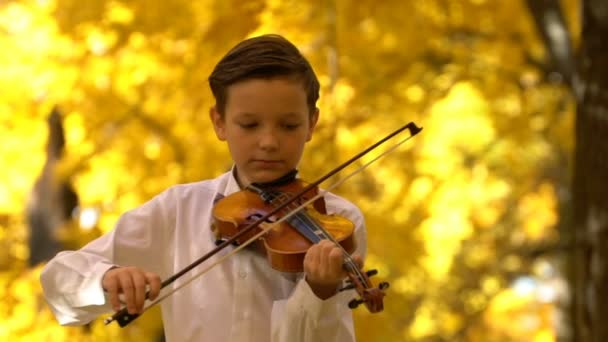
(306, 277), (340, 300)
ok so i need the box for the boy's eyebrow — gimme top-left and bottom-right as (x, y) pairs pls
(278, 112), (302, 119)
(234, 112), (303, 119)
(234, 112), (258, 118)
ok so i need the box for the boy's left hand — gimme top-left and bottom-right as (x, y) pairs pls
(303, 240), (362, 300)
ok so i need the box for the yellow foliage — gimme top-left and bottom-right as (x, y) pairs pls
(427, 82), (495, 152)
(408, 176), (433, 204)
(0, 0), (577, 341)
(419, 213), (473, 280)
(83, 25), (117, 55)
(534, 328), (556, 342)
(484, 287), (557, 341)
(408, 302), (436, 339)
(404, 85), (426, 103)
(518, 182), (558, 242)
(482, 276), (501, 295)
(106, 1), (134, 25)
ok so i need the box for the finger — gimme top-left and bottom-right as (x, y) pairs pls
(118, 272), (136, 314)
(352, 254), (364, 269)
(319, 241), (338, 275)
(146, 272), (161, 301)
(131, 271), (147, 313)
(304, 244), (321, 276)
(328, 247), (344, 275)
(318, 240), (334, 249)
(104, 275), (121, 311)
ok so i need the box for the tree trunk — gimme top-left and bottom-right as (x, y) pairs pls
(572, 1), (608, 341)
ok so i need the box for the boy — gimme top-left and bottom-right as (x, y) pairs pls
(41, 34), (367, 341)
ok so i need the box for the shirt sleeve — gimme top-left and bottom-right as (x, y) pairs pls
(40, 190), (174, 326)
(270, 195), (367, 342)
(270, 279), (358, 342)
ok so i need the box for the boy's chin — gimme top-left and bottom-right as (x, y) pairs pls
(244, 169), (291, 185)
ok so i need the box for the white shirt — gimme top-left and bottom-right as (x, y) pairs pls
(40, 170), (367, 341)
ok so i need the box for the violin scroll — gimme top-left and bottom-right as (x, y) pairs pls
(340, 268), (389, 313)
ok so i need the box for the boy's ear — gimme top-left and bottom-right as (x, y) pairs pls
(306, 108), (319, 141)
(209, 106), (226, 141)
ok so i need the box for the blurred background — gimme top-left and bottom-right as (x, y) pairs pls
(1, 0), (600, 341)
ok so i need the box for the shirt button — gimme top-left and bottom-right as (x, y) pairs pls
(239, 270), (247, 278)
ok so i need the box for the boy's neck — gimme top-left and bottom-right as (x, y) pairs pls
(251, 169), (298, 188)
(233, 168), (298, 189)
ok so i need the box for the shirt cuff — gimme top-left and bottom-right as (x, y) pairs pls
(65, 261), (115, 308)
(291, 277), (351, 321)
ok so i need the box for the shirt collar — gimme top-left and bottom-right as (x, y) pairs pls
(223, 165), (242, 196)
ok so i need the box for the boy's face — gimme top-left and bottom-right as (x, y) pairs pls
(210, 77), (318, 186)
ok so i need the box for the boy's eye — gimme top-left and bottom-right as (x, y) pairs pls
(238, 122), (258, 129)
(282, 123), (300, 130)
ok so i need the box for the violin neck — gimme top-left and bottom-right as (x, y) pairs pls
(282, 207), (360, 269)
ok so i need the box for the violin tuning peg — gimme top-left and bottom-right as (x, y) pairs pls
(379, 281), (390, 290)
(366, 269), (378, 277)
(348, 298), (365, 309)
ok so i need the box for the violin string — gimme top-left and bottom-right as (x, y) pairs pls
(267, 192), (352, 257)
(111, 130), (416, 319)
(272, 196), (369, 286)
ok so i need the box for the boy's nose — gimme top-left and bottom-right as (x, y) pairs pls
(258, 132), (280, 150)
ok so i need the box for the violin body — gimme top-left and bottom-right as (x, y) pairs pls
(212, 179), (356, 272)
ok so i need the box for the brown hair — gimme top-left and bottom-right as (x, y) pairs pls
(208, 34), (320, 116)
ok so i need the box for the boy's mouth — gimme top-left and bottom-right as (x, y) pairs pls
(251, 159), (283, 167)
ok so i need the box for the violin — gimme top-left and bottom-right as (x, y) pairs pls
(105, 121), (422, 327)
(212, 173), (387, 312)
(212, 176), (357, 273)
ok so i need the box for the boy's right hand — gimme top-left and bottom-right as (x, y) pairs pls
(102, 266), (161, 314)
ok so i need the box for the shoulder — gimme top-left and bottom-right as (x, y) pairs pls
(323, 190), (368, 257)
(164, 179), (216, 200)
(323, 191), (365, 226)
(145, 171), (231, 209)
